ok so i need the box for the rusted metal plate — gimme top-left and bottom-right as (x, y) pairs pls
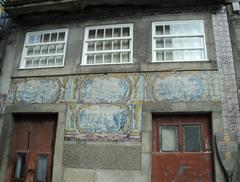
(152, 152), (214, 182)
(216, 132), (238, 176)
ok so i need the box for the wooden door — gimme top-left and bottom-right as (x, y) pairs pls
(6, 114), (56, 182)
(152, 114), (214, 182)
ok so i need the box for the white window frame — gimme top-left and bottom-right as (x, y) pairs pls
(81, 23), (133, 65)
(19, 29), (69, 69)
(152, 20), (208, 62)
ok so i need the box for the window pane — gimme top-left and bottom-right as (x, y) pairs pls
(87, 55), (94, 64)
(183, 50), (204, 60)
(88, 30), (96, 39)
(113, 53), (120, 63)
(122, 52), (130, 62)
(40, 57), (47, 67)
(122, 27), (130, 36)
(182, 23), (192, 34)
(122, 40), (129, 49)
(191, 22), (203, 34)
(34, 46), (41, 55)
(165, 25), (171, 35)
(37, 155), (48, 181)
(58, 32), (65, 41)
(113, 40), (121, 50)
(35, 34), (42, 43)
(153, 21), (206, 62)
(156, 51), (164, 61)
(56, 44), (64, 53)
(22, 29), (68, 69)
(47, 57), (55, 66)
(51, 33), (57, 42)
(25, 59), (32, 67)
(173, 51), (183, 60)
(165, 38), (172, 48)
(104, 54), (111, 63)
(28, 35), (35, 44)
(156, 26), (164, 35)
(105, 29), (112, 38)
(15, 153), (26, 178)
(161, 126), (178, 152)
(95, 54), (103, 64)
(158, 22), (203, 36)
(104, 41), (112, 50)
(32, 58), (40, 67)
(97, 29), (104, 38)
(55, 56), (63, 66)
(114, 28), (121, 37)
(83, 24), (132, 65)
(43, 33), (50, 42)
(158, 37), (203, 48)
(191, 37), (203, 47)
(88, 42), (95, 51)
(41, 45), (48, 54)
(96, 41), (104, 51)
(27, 47), (34, 55)
(49, 45), (56, 54)
(183, 126), (201, 152)
(166, 51), (173, 61)
(156, 38), (164, 48)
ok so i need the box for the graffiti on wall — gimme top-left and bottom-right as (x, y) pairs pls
(8, 71), (220, 141)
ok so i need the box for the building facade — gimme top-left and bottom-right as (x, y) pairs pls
(0, 0), (239, 182)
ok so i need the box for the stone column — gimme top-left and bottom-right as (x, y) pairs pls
(212, 8), (240, 136)
(212, 7), (240, 182)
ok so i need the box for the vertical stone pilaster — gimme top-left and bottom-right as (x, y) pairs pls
(212, 10), (240, 136)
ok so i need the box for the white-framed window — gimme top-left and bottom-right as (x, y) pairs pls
(20, 29), (68, 69)
(152, 20), (207, 62)
(82, 24), (133, 65)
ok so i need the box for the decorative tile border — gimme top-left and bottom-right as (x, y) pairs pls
(212, 10), (240, 135)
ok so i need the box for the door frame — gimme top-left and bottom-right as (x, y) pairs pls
(0, 104), (67, 182)
(152, 114), (214, 181)
(141, 101), (226, 182)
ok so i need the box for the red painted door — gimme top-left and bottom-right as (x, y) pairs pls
(6, 114), (56, 182)
(152, 115), (214, 182)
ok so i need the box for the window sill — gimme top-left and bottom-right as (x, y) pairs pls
(12, 60), (218, 78)
(18, 65), (64, 70)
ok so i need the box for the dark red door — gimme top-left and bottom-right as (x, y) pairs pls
(152, 114), (214, 182)
(6, 114), (56, 182)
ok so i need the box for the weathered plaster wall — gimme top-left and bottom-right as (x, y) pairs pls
(0, 26), (19, 173)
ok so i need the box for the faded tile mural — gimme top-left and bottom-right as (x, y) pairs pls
(8, 71), (221, 141)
